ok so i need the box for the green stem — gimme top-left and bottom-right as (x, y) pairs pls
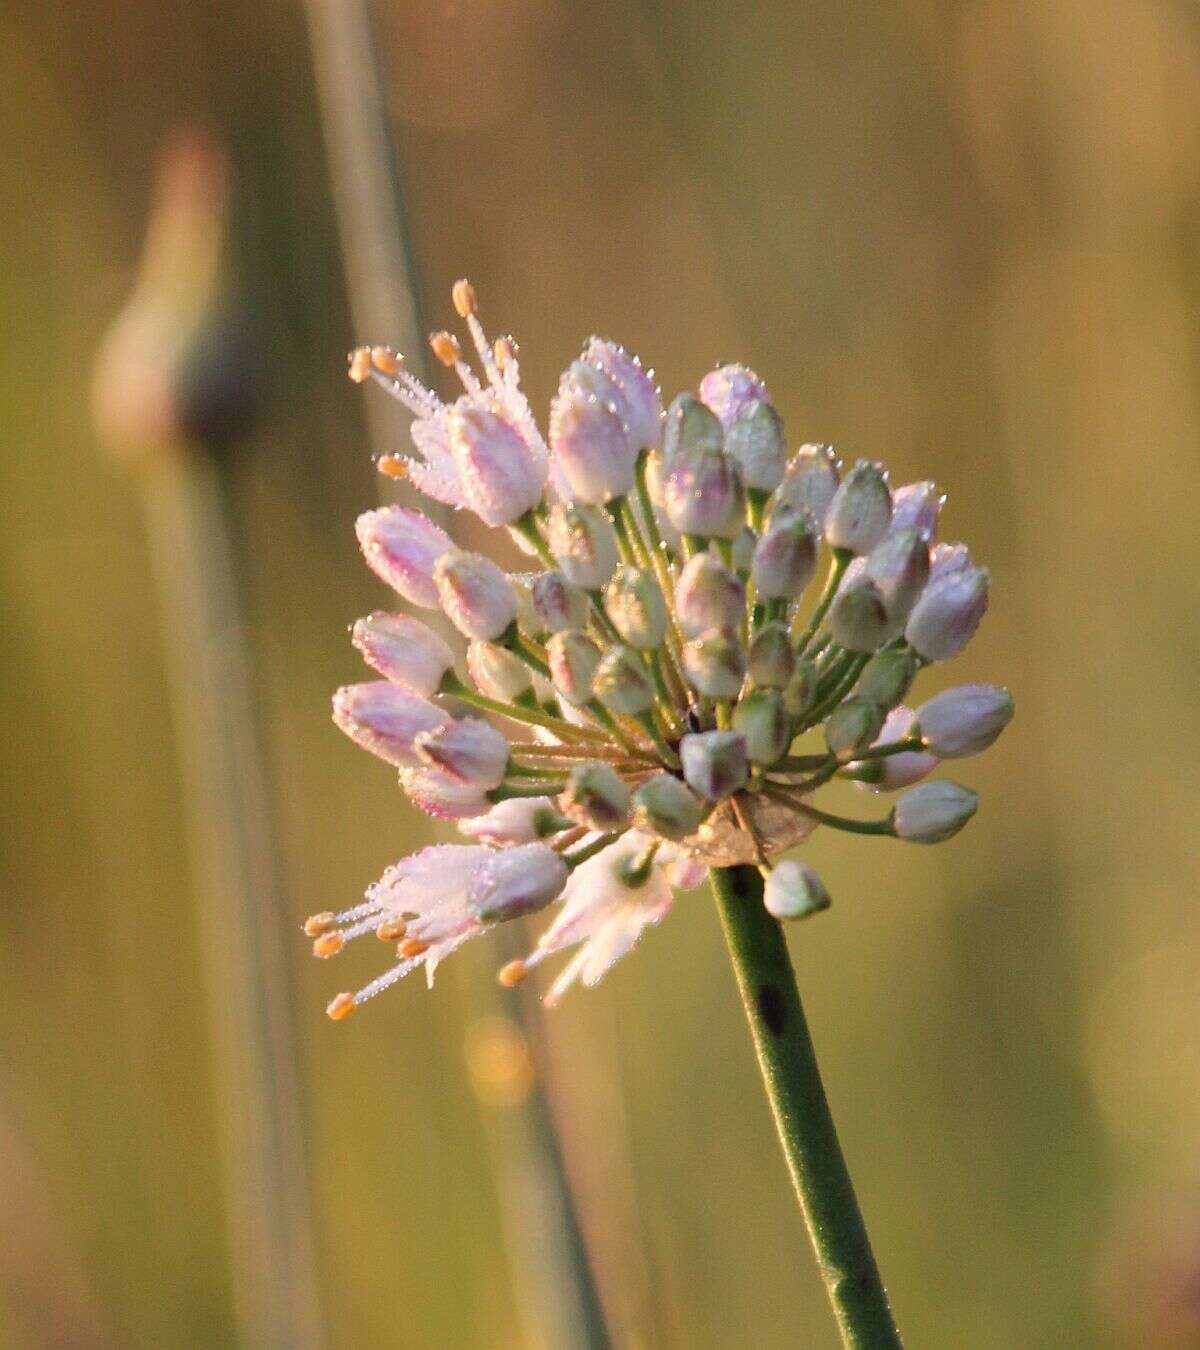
(794, 548), (851, 655)
(442, 673), (606, 744)
(710, 866), (902, 1349)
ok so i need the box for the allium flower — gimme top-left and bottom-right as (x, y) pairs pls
(317, 283), (1013, 1019)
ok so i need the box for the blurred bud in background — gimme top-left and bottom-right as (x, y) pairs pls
(91, 127), (258, 465)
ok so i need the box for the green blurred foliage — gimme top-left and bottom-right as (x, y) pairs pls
(3, 0), (1200, 1346)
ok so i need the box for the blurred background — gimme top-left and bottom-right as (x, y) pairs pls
(3, 0), (1200, 1346)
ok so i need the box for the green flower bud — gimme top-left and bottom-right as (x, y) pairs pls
(593, 644), (654, 715)
(828, 578), (897, 653)
(546, 502), (619, 589)
(731, 525), (757, 575)
(560, 763), (632, 831)
(662, 392), (724, 461)
(682, 629), (746, 700)
(733, 689), (790, 764)
(774, 443), (840, 526)
(680, 730), (749, 800)
(825, 460), (891, 554)
(748, 622), (796, 689)
(632, 773), (704, 841)
(604, 566), (667, 649)
(546, 628), (602, 706)
(891, 780), (978, 843)
(726, 401), (787, 491)
(782, 659), (818, 716)
(764, 860), (831, 920)
(855, 648), (918, 709)
(531, 569), (589, 632)
(862, 527), (930, 622)
(825, 696), (887, 762)
(676, 552), (746, 639)
(751, 514), (818, 599)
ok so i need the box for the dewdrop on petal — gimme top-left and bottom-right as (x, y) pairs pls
(764, 861), (831, 921)
(319, 277), (1011, 1018)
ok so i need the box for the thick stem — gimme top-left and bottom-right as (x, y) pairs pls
(711, 866), (902, 1349)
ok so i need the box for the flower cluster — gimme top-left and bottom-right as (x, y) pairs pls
(311, 282), (1012, 1018)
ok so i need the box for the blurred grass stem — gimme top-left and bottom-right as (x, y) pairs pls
(712, 865), (902, 1349)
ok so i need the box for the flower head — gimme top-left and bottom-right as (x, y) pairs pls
(318, 285), (1012, 1016)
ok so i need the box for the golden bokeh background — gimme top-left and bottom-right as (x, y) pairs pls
(3, 0), (1199, 1346)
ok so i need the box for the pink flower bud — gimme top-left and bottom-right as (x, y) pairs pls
(752, 514), (818, 599)
(682, 629), (746, 700)
(447, 401), (547, 526)
(698, 363), (770, 428)
(890, 481), (942, 539)
(852, 706), (937, 791)
(675, 551), (746, 638)
(905, 564), (989, 661)
(914, 684), (1013, 758)
(355, 506), (454, 609)
(530, 569), (589, 633)
(414, 716), (510, 789)
(459, 797), (570, 845)
(774, 444), (840, 526)
(549, 365), (638, 503)
(351, 612), (454, 697)
(546, 628), (603, 706)
(891, 780), (977, 843)
(333, 682), (449, 766)
(399, 765), (492, 820)
(862, 527), (930, 623)
(546, 502), (619, 589)
(929, 541), (971, 581)
(466, 640), (533, 701)
(468, 843), (568, 922)
(581, 339), (663, 450)
(561, 763), (632, 831)
(434, 549), (518, 641)
(825, 460), (892, 554)
(663, 442), (744, 539)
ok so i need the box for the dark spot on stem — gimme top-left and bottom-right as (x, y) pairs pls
(757, 983), (787, 1035)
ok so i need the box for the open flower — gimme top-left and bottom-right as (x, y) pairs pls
(316, 283), (1012, 1018)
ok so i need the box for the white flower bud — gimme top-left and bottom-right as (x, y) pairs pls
(466, 640), (533, 702)
(849, 705), (936, 792)
(604, 567), (667, 649)
(774, 444), (840, 526)
(662, 392), (724, 460)
(905, 565), (989, 661)
(680, 730), (749, 800)
(675, 552), (746, 639)
(414, 716), (510, 790)
(824, 460), (892, 554)
(434, 549), (518, 641)
(929, 542), (971, 581)
(751, 514), (818, 599)
(531, 569), (589, 633)
(726, 401), (787, 491)
(682, 629), (746, 699)
(891, 780), (977, 843)
(468, 843), (568, 922)
(581, 338), (663, 450)
(824, 697), (886, 762)
(733, 689), (790, 764)
(594, 644), (655, 715)
(855, 648), (918, 709)
(351, 612), (454, 698)
(698, 364), (770, 428)
(764, 860), (831, 920)
(828, 578), (897, 653)
(631, 774), (704, 840)
(748, 622), (796, 689)
(355, 506), (453, 609)
(546, 502), (619, 589)
(914, 684), (1013, 758)
(862, 528), (930, 624)
(546, 629), (603, 706)
(663, 443), (744, 539)
(560, 763), (632, 831)
(549, 363), (639, 503)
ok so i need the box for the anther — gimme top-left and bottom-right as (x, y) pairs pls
(498, 959), (528, 989)
(370, 345), (403, 375)
(312, 932), (345, 959)
(430, 330), (461, 367)
(326, 992), (356, 1021)
(398, 937), (430, 959)
(376, 455), (408, 479)
(303, 911), (336, 937)
(493, 336), (517, 370)
(375, 918), (407, 942)
(348, 347), (372, 383)
(452, 278), (477, 318)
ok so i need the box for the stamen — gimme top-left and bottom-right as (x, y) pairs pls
(303, 911), (336, 937)
(370, 345), (404, 375)
(376, 454), (408, 480)
(493, 336), (517, 371)
(375, 918), (408, 942)
(312, 932), (345, 959)
(348, 347), (372, 383)
(326, 992), (356, 1021)
(497, 959), (528, 988)
(398, 937), (430, 959)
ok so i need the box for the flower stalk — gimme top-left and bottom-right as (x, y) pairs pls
(711, 865), (902, 1349)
